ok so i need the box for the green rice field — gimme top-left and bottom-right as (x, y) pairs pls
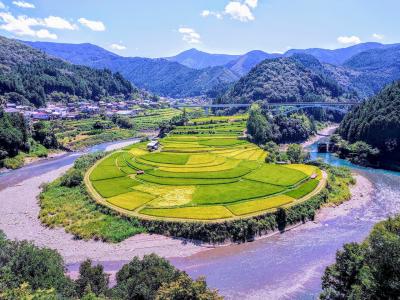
(86, 115), (325, 221)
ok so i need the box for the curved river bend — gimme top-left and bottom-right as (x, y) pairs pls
(0, 139), (399, 299)
(170, 144), (400, 299)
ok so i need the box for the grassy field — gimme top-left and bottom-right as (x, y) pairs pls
(86, 115), (325, 222)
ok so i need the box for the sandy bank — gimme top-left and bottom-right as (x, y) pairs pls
(0, 141), (206, 264)
(301, 124), (339, 149)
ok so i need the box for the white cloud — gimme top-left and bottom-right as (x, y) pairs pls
(224, 1), (254, 22)
(0, 12), (61, 39)
(110, 43), (126, 50)
(78, 18), (105, 31)
(36, 29), (57, 39)
(43, 16), (77, 30)
(12, 1), (35, 9)
(202, 0), (258, 22)
(201, 10), (223, 19)
(178, 27), (201, 44)
(245, 0), (258, 9)
(372, 33), (384, 40)
(0, 2), (5, 9)
(0, 12), (40, 36)
(337, 35), (361, 45)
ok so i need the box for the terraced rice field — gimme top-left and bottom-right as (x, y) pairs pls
(86, 116), (324, 222)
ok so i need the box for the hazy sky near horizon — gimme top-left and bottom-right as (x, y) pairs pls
(0, 0), (399, 57)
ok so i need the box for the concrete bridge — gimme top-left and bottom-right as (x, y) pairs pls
(172, 101), (359, 115)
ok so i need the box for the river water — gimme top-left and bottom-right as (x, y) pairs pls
(170, 143), (400, 299)
(0, 138), (139, 191)
(1, 139), (399, 299)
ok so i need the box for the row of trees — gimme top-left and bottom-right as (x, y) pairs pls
(0, 231), (221, 299)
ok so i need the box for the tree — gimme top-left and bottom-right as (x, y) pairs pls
(247, 104), (269, 144)
(286, 144), (308, 163)
(75, 259), (109, 298)
(32, 121), (58, 149)
(264, 141), (280, 163)
(156, 273), (222, 300)
(321, 215), (400, 299)
(112, 254), (182, 300)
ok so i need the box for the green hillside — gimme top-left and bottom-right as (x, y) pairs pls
(0, 36), (135, 107)
(338, 80), (400, 162)
(219, 55), (357, 104)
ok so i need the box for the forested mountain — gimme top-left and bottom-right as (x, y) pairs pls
(285, 42), (393, 65)
(338, 80), (400, 163)
(0, 36), (134, 107)
(24, 40), (400, 99)
(24, 41), (240, 98)
(219, 55), (357, 104)
(23, 41), (119, 66)
(225, 50), (281, 76)
(166, 48), (239, 69)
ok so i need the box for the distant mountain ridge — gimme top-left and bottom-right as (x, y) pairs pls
(24, 41), (241, 98)
(165, 48), (239, 69)
(24, 40), (400, 99)
(284, 42), (395, 65)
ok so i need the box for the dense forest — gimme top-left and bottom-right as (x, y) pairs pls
(0, 231), (221, 299)
(338, 80), (400, 164)
(219, 55), (358, 104)
(320, 214), (400, 299)
(0, 36), (135, 107)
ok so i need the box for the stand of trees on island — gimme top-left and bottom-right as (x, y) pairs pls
(0, 231), (221, 299)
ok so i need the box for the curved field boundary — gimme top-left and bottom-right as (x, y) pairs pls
(84, 152), (328, 223)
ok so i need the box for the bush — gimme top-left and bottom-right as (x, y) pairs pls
(60, 169), (84, 187)
(3, 154), (24, 169)
(156, 274), (222, 300)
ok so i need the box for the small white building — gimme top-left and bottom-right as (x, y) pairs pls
(147, 140), (160, 151)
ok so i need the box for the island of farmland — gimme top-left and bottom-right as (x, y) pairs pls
(85, 115), (325, 222)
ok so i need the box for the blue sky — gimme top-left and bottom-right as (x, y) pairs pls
(0, 0), (399, 57)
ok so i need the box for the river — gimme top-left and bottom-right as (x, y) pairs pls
(0, 138), (140, 190)
(0, 138), (399, 299)
(169, 143), (400, 299)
